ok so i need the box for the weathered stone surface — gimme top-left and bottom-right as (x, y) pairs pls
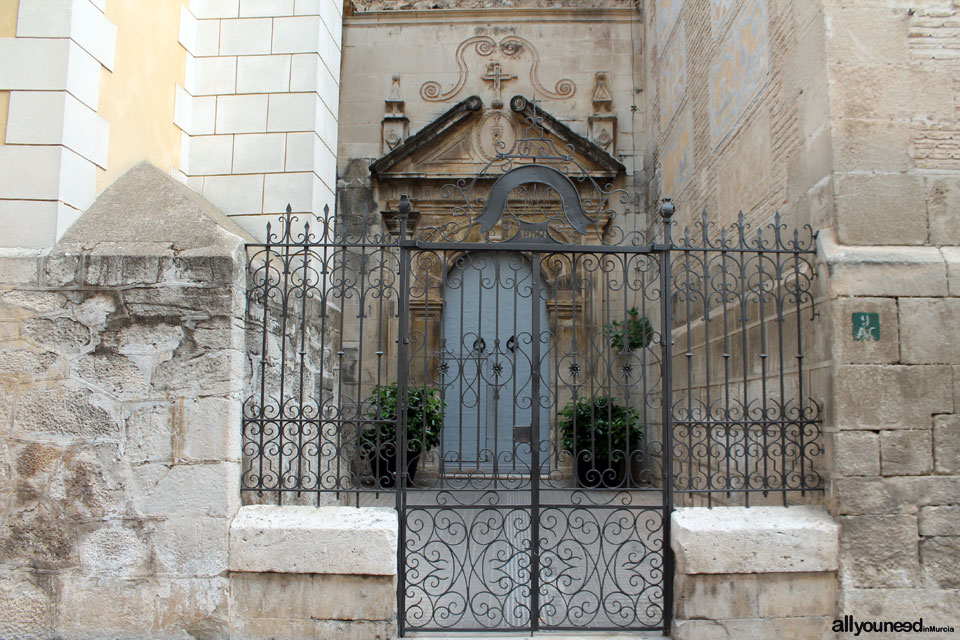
(231, 572), (395, 621)
(56, 576), (230, 639)
(885, 476), (960, 510)
(21, 317), (91, 353)
(76, 351), (150, 399)
(818, 231), (947, 297)
(675, 573), (757, 619)
(756, 572), (837, 618)
(0, 348), (59, 379)
(933, 414), (960, 473)
(57, 163), (251, 255)
(919, 506), (960, 536)
(926, 176), (960, 246)
(14, 386), (119, 439)
(920, 536), (960, 589)
(834, 477), (897, 515)
(153, 349), (245, 396)
(0, 498), (78, 570)
(900, 298), (960, 364)
(154, 516), (230, 578)
(73, 294), (116, 328)
(81, 253), (165, 287)
(835, 431), (880, 476)
(0, 571), (52, 640)
(944, 247), (960, 296)
(841, 587), (960, 633)
(835, 173), (927, 245)
(229, 505), (398, 575)
(233, 617), (396, 640)
(0, 250), (42, 286)
(121, 285), (235, 318)
(78, 520), (155, 576)
(672, 507), (839, 574)
(673, 616), (835, 640)
(125, 402), (175, 463)
(829, 297), (899, 365)
(0, 289), (67, 314)
(840, 515), (919, 588)
(880, 429), (933, 476)
(132, 462), (240, 518)
(178, 397), (242, 462)
(834, 365), (952, 430)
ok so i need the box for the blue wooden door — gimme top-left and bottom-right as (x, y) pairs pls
(440, 252), (549, 472)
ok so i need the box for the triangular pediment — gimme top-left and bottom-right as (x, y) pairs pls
(370, 95), (624, 181)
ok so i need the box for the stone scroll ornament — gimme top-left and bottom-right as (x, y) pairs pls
(420, 35), (575, 102)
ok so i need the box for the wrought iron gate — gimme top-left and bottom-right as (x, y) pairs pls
(242, 98), (823, 636)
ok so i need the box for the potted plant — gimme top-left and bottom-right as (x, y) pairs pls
(360, 382), (444, 488)
(557, 395), (643, 488)
(608, 307), (655, 353)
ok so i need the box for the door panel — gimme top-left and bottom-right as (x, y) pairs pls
(441, 252), (549, 471)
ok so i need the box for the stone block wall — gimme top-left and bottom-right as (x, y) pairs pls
(0, 0), (116, 247)
(0, 241), (245, 636)
(0, 163), (404, 639)
(177, 0), (343, 239)
(821, 234), (960, 633)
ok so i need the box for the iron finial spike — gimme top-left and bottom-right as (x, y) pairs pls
(323, 203), (330, 216)
(286, 203), (292, 214)
(659, 198), (675, 219)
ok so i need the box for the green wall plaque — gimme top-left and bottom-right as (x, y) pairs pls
(852, 312), (880, 342)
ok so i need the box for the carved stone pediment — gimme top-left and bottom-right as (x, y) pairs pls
(369, 95), (623, 181)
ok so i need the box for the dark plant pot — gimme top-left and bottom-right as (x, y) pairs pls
(575, 451), (626, 488)
(371, 448), (421, 489)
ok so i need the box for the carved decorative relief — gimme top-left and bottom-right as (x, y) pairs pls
(420, 35), (575, 102)
(382, 74), (409, 153)
(592, 71), (613, 111)
(474, 110), (519, 160)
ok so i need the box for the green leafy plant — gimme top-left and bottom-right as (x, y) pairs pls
(557, 395), (643, 464)
(361, 382), (444, 453)
(608, 307), (655, 352)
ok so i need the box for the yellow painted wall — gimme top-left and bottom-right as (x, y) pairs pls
(1, 0), (18, 145)
(0, 0), (18, 37)
(96, 0), (188, 191)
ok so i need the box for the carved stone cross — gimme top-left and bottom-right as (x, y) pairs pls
(482, 61), (516, 107)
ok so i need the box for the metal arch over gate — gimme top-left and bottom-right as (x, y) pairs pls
(241, 97), (824, 636)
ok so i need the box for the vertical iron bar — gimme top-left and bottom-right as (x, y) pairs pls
(277, 213), (293, 505)
(659, 201), (675, 631)
(295, 226), (311, 496)
(256, 224), (273, 495)
(530, 251), (542, 632)
(793, 237), (807, 497)
(701, 226), (712, 507)
(395, 214), (412, 637)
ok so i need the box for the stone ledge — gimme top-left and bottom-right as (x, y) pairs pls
(672, 507), (839, 574)
(818, 229), (947, 297)
(229, 505), (398, 575)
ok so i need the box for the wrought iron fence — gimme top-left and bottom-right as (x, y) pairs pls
(241, 204), (823, 507)
(667, 211), (823, 506)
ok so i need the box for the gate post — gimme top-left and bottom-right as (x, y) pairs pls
(395, 204), (413, 637)
(659, 198), (676, 631)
